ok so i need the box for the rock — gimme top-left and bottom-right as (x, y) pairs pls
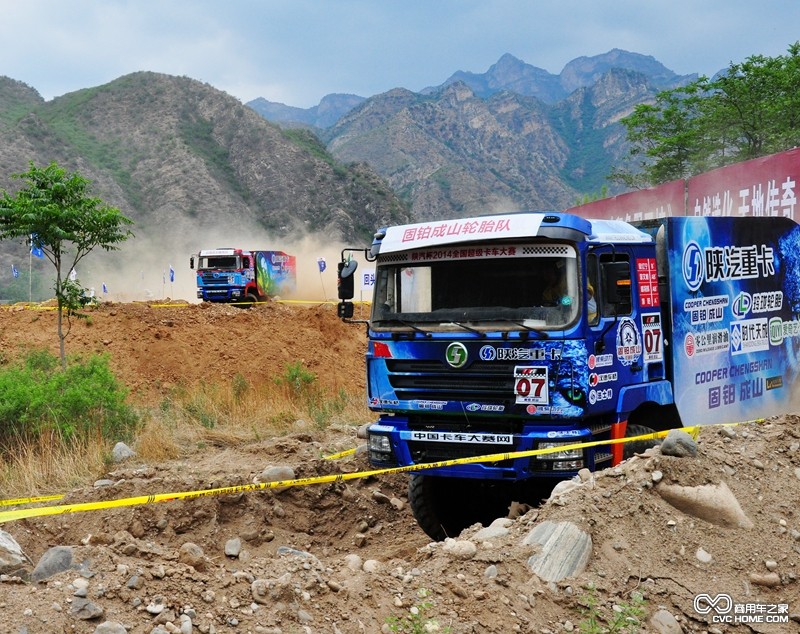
(649, 609), (682, 634)
(523, 521), (592, 582)
(656, 480), (753, 528)
(362, 559), (382, 573)
(93, 622), (128, 634)
(442, 539), (477, 560)
(749, 571), (781, 587)
(258, 465), (296, 486)
(70, 597), (104, 620)
(178, 542), (206, 570)
(660, 429), (698, 457)
(31, 546), (74, 582)
(224, 537), (242, 558)
(0, 529), (32, 578)
(696, 547), (712, 563)
(111, 441), (136, 462)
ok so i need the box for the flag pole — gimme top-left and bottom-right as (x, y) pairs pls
(28, 246), (32, 303)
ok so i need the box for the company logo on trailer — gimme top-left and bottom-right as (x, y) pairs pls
(682, 241), (704, 292)
(732, 291), (752, 319)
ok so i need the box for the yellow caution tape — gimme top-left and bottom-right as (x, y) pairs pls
(0, 419), (770, 524)
(322, 447), (358, 460)
(0, 494), (64, 507)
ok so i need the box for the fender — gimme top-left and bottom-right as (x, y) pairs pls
(610, 380), (674, 464)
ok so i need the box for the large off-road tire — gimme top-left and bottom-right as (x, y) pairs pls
(408, 474), (513, 541)
(623, 423), (661, 459)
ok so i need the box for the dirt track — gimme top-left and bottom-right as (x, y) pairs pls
(1, 301), (799, 633)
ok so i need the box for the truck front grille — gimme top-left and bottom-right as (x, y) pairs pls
(385, 359), (516, 402)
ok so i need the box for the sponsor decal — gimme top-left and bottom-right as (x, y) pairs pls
(404, 431), (513, 445)
(682, 241), (704, 292)
(684, 329), (729, 356)
(731, 291), (751, 319)
(416, 400), (447, 410)
(588, 353), (613, 370)
(752, 290), (783, 313)
(445, 342), (468, 368)
(730, 318), (769, 355)
(479, 345), (559, 361)
(636, 258), (660, 308)
(465, 403), (505, 412)
(615, 318), (642, 366)
(766, 376), (783, 390)
(589, 372), (618, 387)
(588, 388), (614, 405)
(546, 429), (584, 438)
(684, 295), (729, 325)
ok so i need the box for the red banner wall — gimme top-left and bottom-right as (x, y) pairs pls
(687, 147), (800, 220)
(564, 179), (685, 221)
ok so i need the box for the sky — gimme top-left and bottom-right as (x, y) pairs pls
(1, 0), (799, 108)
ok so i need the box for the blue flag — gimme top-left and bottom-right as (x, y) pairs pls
(11, 264), (19, 278)
(30, 234), (44, 258)
(102, 283), (108, 294)
(169, 265), (175, 283)
(317, 257), (326, 273)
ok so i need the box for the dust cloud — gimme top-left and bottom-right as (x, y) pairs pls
(73, 225), (377, 305)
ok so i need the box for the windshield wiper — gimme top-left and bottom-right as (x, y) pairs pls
(494, 319), (550, 338)
(445, 321), (481, 334)
(374, 318), (432, 337)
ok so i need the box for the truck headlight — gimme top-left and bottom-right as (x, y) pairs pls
(536, 441), (584, 470)
(367, 433), (395, 464)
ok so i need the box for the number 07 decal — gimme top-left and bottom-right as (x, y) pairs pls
(642, 313), (663, 362)
(514, 366), (549, 405)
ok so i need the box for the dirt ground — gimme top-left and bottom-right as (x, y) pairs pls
(1, 301), (800, 633)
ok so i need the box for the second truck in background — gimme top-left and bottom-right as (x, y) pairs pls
(190, 248), (296, 304)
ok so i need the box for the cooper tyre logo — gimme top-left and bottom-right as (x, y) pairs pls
(682, 241), (704, 292)
(445, 342), (468, 368)
(693, 593), (733, 615)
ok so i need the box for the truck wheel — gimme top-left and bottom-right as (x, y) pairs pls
(244, 293), (258, 307)
(623, 424), (660, 459)
(408, 474), (513, 541)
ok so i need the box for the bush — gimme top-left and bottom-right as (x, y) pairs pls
(0, 349), (138, 445)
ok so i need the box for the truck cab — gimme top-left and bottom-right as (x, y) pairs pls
(339, 212), (679, 539)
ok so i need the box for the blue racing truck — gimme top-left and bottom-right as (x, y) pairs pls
(337, 211), (800, 540)
(190, 248), (296, 304)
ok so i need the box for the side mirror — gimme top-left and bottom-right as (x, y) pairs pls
(337, 260), (358, 300)
(337, 301), (355, 319)
(189, 256), (195, 270)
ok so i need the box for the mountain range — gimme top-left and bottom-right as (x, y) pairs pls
(0, 49), (701, 292)
(248, 50), (698, 220)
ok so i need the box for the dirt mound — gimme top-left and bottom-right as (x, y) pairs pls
(1, 302), (799, 633)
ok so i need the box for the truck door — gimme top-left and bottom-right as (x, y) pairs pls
(586, 250), (646, 411)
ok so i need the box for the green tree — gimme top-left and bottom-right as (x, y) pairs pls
(613, 42), (800, 187)
(0, 162), (134, 368)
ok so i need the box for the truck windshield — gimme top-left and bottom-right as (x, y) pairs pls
(371, 243), (580, 330)
(198, 256), (240, 270)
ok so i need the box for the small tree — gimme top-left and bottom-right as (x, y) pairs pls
(0, 162), (134, 368)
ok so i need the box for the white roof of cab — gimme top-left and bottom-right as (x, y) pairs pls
(587, 219), (652, 243)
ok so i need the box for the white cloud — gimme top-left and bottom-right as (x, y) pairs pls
(0, 0), (797, 105)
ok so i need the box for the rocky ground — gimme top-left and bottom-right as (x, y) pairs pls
(1, 302), (799, 633)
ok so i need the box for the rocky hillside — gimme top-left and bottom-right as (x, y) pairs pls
(0, 73), (410, 252)
(251, 50), (698, 220)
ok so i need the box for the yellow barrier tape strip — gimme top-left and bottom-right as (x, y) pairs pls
(322, 447), (358, 460)
(0, 494), (64, 507)
(0, 419), (770, 524)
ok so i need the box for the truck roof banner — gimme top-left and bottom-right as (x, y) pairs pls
(379, 213), (547, 253)
(668, 215), (800, 425)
